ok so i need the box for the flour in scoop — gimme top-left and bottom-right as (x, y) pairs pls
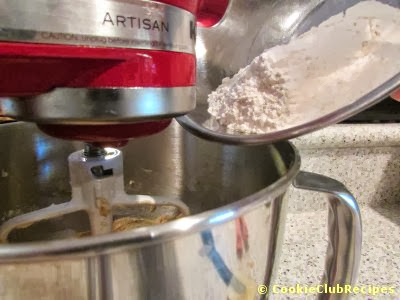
(207, 1), (400, 134)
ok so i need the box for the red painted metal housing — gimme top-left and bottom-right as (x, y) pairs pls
(38, 120), (172, 147)
(158, 0), (229, 27)
(0, 43), (195, 96)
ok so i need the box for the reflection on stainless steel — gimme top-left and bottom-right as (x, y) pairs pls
(0, 0), (195, 54)
(178, 0), (400, 144)
(294, 171), (362, 300)
(0, 87), (196, 124)
(0, 121), (361, 299)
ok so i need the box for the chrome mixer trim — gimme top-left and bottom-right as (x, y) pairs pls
(0, 87), (196, 123)
(0, 0), (196, 54)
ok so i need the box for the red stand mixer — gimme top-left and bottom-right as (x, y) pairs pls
(0, 0), (229, 239)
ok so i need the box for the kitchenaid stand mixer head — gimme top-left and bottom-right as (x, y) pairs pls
(0, 0), (229, 240)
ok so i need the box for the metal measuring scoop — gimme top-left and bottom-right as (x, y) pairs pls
(178, 0), (400, 144)
(0, 145), (189, 242)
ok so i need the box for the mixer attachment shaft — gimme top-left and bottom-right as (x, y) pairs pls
(0, 145), (189, 242)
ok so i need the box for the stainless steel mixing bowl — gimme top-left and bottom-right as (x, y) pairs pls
(0, 121), (361, 300)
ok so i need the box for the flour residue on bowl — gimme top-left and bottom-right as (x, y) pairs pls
(207, 0), (400, 134)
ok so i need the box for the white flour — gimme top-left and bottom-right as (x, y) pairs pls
(207, 1), (400, 134)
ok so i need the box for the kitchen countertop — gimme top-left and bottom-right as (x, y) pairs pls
(275, 124), (400, 299)
(291, 123), (400, 149)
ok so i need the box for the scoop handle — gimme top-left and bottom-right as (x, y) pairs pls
(293, 171), (362, 300)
